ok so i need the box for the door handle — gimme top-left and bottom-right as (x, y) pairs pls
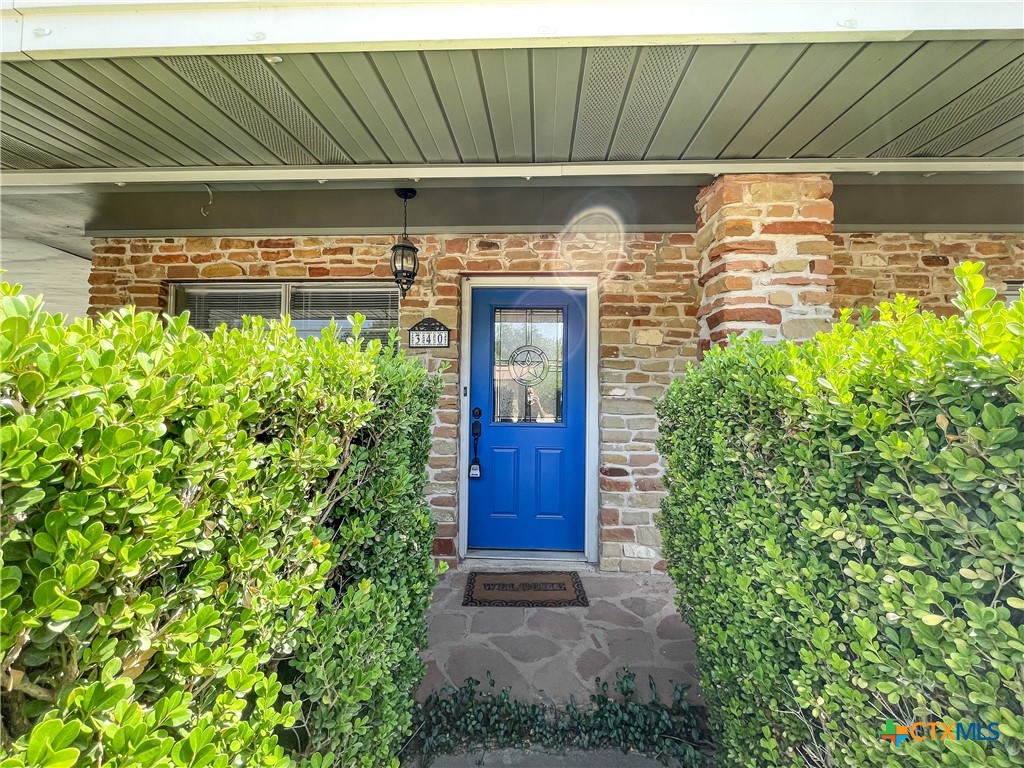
(470, 407), (482, 478)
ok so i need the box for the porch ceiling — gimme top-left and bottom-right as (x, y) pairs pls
(2, 39), (1023, 174)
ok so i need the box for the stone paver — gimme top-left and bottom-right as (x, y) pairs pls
(417, 569), (702, 705)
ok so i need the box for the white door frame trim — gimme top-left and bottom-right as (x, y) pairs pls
(458, 274), (600, 563)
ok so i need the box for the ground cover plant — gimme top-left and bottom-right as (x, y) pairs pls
(658, 262), (1023, 767)
(410, 669), (710, 767)
(0, 281), (440, 768)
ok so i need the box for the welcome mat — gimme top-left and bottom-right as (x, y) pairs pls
(463, 571), (589, 607)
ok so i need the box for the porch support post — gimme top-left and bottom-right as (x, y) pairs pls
(694, 173), (836, 356)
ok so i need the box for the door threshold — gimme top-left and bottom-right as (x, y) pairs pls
(464, 548), (591, 567)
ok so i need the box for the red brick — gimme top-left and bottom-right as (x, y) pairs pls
(256, 238), (295, 249)
(88, 271), (115, 285)
(708, 239), (777, 261)
(799, 201), (834, 220)
(699, 259), (769, 285)
(921, 254), (949, 267)
(434, 256), (465, 271)
(260, 250), (291, 261)
(307, 266), (330, 277)
(811, 259), (835, 275)
(833, 277), (874, 296)
(153, 253), (188, 264)
(602, 527), (636, 542)
(465, 259), (502, 271)
(322, 246), (353, 256)
(167, 265), (199, 279)
(975, 241), (1008, 255)
(706, 307), (782, 329)
(894, 274), (930, 290)
(445, 238), (469, 254)
(432, 538), (455, 557)
(328, 266), (373, 277)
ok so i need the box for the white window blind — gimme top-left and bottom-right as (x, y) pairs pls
(173, 282), (399, 342)
(290, 285), (399, 342)
(180, 285), (284, 334)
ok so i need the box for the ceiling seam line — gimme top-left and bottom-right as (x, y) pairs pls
(567, 48), (589, 162)
(789, 40), (927, 158)
(716, 43), (810, 159)
(0, 103), (114, 168)
(70, 59), (223, 167)
(249, 54), (355, 164)
(34, 60), (182, 167)
(680, 46), (754, 159)
(141, 58), (270, 166)
(874, 51), (1024, 157)
(312, 54), (390, 163)
(417, 50), (464, 163)
(364, 53), (428, 164)
(834, 40), (988, 157)
(206, 55), (321, 165)
(471, 49), (501, 164)
(107, 58), (245, 167)
(153, 57), (278, 167)
(753, 41), (869, 158)
(0, 83), (135, 167)
(528, 49), (536, 163)
(942, 114), (1024, 156)
(915, 88), (1024, 155)
(2, 68), (162, 167)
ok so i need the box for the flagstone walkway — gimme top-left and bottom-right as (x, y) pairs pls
(417, 567), (702, 705)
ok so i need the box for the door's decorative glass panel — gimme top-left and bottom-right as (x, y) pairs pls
(493, 308), (563, 423)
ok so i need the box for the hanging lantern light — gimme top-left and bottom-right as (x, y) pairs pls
(390, 188), (418, 297)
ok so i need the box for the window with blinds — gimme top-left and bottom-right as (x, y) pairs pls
(171, 282), (400, 343)
(1007, 281), (1023, 305)
(289, 285), (399, 342)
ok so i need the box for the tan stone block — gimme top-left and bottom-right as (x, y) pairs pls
(781, 318), (832, 339)
(185, 237), (217, 252)
(635, 329), (664, 346)
(275, 265), (307, 277)
(774, 258), (809, 273)
(769, 291), (794, 306)
(201, 263), (243, 278)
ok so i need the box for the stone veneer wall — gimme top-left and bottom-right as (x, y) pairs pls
(830, 232), (1024, 314)
(86, 175), (1024, 573)
(89, 232), (703, 572)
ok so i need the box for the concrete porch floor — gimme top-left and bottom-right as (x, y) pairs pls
(417, 567), (702, 706)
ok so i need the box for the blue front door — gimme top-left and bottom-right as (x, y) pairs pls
(468, 287), (587, 551)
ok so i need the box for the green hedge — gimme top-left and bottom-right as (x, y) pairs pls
(657, 262), (1023, 767)
(0, 281), (441, 768)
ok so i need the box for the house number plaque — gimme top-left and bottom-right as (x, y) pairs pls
(408, 317), (451, 348)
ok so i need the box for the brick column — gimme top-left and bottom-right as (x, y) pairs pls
(694, 173), (835, 355)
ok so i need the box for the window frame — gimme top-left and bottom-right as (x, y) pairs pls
(1005, 281), (1023, 305)
(168, 279), (400, 336)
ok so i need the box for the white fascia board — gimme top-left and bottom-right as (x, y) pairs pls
(4, 1), (1023, 60)
(3, 159), (1024, 188)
